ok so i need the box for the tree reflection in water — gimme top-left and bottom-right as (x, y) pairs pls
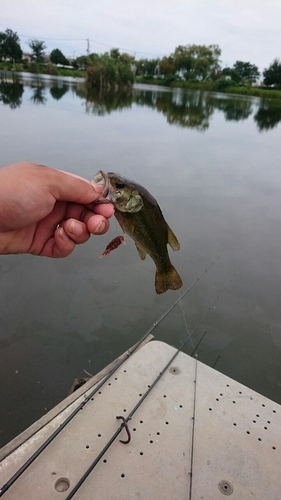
(50, 85), (68, 101)
(30, 84), (47, 105)
(1, 73), (281, 132)
(0, 81), (24, 108)
(254, 101), (281, 131)
(210, 95), (253, 122)
(82, 87), (133, 116)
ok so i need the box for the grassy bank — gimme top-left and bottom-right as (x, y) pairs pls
(0, 61), (85, 78)
(215, 85), (281, 100)
(136, 76), (281, 100)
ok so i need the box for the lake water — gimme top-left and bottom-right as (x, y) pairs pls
(1, 72), (281, 447)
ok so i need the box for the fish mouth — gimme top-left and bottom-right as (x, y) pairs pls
(92, 170), (110, 198)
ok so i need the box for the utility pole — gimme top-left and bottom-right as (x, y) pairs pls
(86, 38), (90, 54)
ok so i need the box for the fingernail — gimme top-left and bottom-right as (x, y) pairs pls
(94, 220), (106, 233)
(69, 220), (83, 235)
(59, 227), (70, 241)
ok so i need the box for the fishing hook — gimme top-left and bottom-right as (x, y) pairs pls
(116, 416), (131, 444)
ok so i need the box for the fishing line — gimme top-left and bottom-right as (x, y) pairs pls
(178, 294), (195, 350)
(0, 256), (220, 497)
(65, 269), (238, 499)
(190, 330), (208, 357)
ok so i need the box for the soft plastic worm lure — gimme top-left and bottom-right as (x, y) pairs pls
(100, 235), (126, 258)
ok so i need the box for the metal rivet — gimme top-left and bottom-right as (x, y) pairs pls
(218, 480), (234, 495)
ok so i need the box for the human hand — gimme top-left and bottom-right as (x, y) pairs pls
(0, 162), (114, 257)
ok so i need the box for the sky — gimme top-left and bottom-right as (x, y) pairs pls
(1, 0), (281, 72)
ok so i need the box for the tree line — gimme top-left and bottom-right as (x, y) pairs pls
(1, 28), (281, 89)
(0, 29), (70, 67)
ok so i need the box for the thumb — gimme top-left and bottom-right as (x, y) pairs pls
(45, 168), (101, 204)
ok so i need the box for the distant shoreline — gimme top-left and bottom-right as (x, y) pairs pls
(1, 66), (281, 100)
(135, 76), (281, 100)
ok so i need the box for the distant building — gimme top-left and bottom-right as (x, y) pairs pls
(22, 52), (32, 62)
(56, 63), (74, 69)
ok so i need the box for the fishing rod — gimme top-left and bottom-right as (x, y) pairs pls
(0, 256), (220, 497)
(65, 269), (238, 499)
(190, 330), (208, 357)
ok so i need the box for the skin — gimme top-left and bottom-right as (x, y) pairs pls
(0, 162), (114, 257)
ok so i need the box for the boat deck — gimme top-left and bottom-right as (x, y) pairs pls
(0, 340), (280, 499)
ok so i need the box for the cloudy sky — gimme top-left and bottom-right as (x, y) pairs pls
(1, 0), (280, 72)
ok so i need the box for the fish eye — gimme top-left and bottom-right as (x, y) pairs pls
(116, 180), (125, 189)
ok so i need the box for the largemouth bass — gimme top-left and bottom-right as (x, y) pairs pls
(92, 171), (183, 294)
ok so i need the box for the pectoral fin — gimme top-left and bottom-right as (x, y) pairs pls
(167, 225), (180, 251)
(135, 244), (146, 260)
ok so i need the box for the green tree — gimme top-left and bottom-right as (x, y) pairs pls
(86, 50), (135, 90)
(233, 61), (260, 82)
(172, 44), (221, 81)
(86, 60), (107, 89)
(73, 55), (88, 68)
(159, 56), (175, 76)
(221, 67), (240, 83)
(0, 29), (22, 61)
(74, 52), (101, 69)
(109, 48), (135, 66)
(109, 48), (121, 60)
(263, 59), (281, 88)
(50, 48), (69, 65)
(135, 58), (159, 77)
(29, 39), (46, 63)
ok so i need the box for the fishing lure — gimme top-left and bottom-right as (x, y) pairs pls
(100, 235), (126, 258)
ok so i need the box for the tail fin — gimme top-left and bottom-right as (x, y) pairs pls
(155, 266), (183, 294)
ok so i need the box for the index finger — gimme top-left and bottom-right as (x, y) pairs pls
(91, 200), (115, 218)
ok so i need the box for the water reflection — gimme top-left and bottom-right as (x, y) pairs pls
(83, 87), (133, 115)
(211, 95), (253, 121)
(134, 89), (213, 131)
(0, 81), (24, 108)
(30, 85), (47, 105)
(50, 85), (68, 100)
(1, 72), (281, 132)
(254, 100), (281, 131)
